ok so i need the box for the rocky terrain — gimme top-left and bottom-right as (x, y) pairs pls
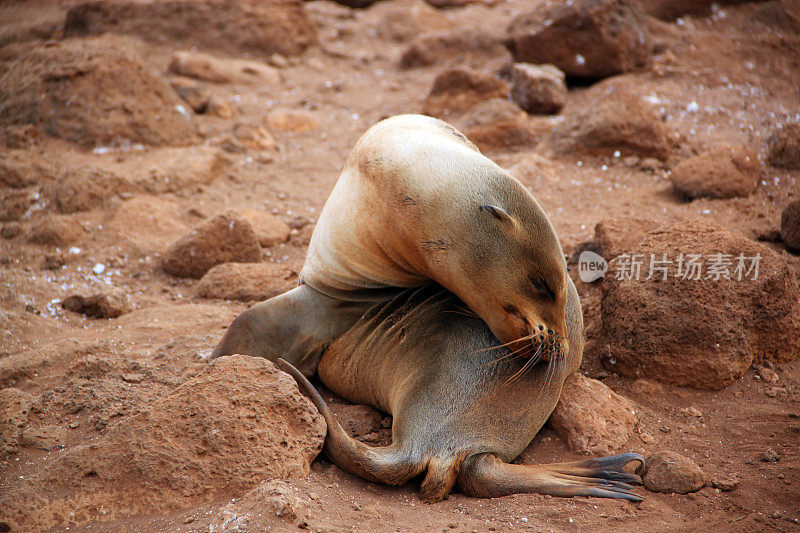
(1, 0), (799, 531)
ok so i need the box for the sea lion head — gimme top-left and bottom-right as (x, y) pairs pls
(424, 169), (569, 363)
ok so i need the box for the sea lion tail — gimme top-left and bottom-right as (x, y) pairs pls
(277, 358), (425, 487)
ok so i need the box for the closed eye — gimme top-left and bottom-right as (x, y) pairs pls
(531, 278), (555, 299)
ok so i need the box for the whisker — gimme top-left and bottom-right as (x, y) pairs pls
(470, 333), (536, 355)
(483, 335), (542, 367)
(503, 343), (544, 386)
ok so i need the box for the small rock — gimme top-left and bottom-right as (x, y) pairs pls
(550, 373), (638, 454)
(62, 287), (133, 319)
(712, 475), (739, 492)
(69, 421), (80, 429)
(766, 121), (800, 169)
(0, 188), (40, 222)
(422, 68), (509, 118)
(27, 215), (85, 247)
(670, 144), (761, 200)
(643, 451), (706, 494)
(121, 373), (146, 384)
(1, 222), (23, 239)
(762, 449), (780, 462)
(510, 63), (567, 114)
(781, 200), (800, 250)
(21, 425), (68, 450)
(506, 0), (651, 78)
(196, 262), (296, 301)
(285, 214), (312, 230)
(162, 211), (262, 279)
(240, 208), (292, 247)
(206, 97), (236, 119)
(756, 366), (779, 383)
(234, 123), (278, 151)
(171, 79), (207, 113)
(679, 406), (702, 418)
(265, 109), (319, 133)
(168, 50), (280, 84)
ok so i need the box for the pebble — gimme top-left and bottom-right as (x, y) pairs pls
(761, 449), (780, 462)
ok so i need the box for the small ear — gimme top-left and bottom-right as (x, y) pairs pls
(479, 203), (513, 223)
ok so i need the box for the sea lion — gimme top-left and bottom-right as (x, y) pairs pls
(211, 114), (570, 374)
(278, 282), (644, 503)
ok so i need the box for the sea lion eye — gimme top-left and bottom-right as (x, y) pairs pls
(478, 203), (512, 223)
(531, 278), (555, 299)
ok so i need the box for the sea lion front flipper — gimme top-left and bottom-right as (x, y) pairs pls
(457, 453), (645, 502)
(209, 284), (374, 376)
(277, 358), (426, 486)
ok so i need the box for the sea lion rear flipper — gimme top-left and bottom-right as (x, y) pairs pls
(457, 452), (645, 502)
(277, 358), (425, 486)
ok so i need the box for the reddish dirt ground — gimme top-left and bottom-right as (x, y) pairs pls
(1, 0), (799, 531)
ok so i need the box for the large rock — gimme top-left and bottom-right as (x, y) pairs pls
(594, 216), (660, 260)
(506, 0), (651, 79)
(162, 211), (262, 279)
(643, 451), (706, 494)
(599, 220), (800, 389)
(64, 0), (317, 57)
(766, 121), (800, 169)
(0, 356), (326, 531)
(399, 30), (513, 71)
(670, 144), (761, 200)
(549, 77), (671, 160)
(196, 262), (296, 301)
(422, 68), (509, 119)
(782, 200), (800, 250)
(550, 373), (638, 455)
(510, 63), (568, 115)
(0, 35), (196, 148)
